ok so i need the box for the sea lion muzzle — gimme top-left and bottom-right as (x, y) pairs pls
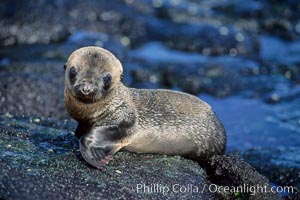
(80, 82), (95, 96)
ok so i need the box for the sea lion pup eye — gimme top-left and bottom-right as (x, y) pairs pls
(69, 66), (77, 79)
(102, 74), (112, 90)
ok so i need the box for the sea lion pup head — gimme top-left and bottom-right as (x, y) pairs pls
(64, 46), (123, 103)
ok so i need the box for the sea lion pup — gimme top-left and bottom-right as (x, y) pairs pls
(64, 46), (226, 168)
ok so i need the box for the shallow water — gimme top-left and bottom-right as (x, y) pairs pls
(201, 95), (300, 151)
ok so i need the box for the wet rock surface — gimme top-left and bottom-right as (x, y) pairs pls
(0, 114), (220, 200)
(0, 0), (299, 199)
(239, 147), (300, 190)
(0, 56), (69, 119)
(206, 155), (282, 200)
(0, 114), (285, 200)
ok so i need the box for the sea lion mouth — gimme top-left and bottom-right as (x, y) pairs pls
(76, 94), (102, 103)
(72, 85), (103, 103)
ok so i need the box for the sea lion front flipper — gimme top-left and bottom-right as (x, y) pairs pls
(75, 123), (90, 139)
(79, 125), (124, 169)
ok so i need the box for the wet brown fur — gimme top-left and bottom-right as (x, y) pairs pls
(64, 46), (226, 168)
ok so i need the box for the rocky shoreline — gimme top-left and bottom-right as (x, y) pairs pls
(0, 0), (299, 199)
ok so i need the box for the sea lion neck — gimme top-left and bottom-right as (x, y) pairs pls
(64, 82), (129, 123)
(64, 88), (109, 123)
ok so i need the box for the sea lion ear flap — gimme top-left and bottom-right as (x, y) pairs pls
(120, 73), (124, 82)
(63, 64), (67, 71)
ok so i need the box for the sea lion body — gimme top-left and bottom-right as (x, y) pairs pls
(126, 89), (225, 160)
(64, 46), (226, 168)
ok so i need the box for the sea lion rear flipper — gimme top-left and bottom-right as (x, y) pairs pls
(79, 125), (124, 169)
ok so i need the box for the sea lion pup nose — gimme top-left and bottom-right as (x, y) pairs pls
(64, 46), (226, 169)
(78, 80), (95, 96)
